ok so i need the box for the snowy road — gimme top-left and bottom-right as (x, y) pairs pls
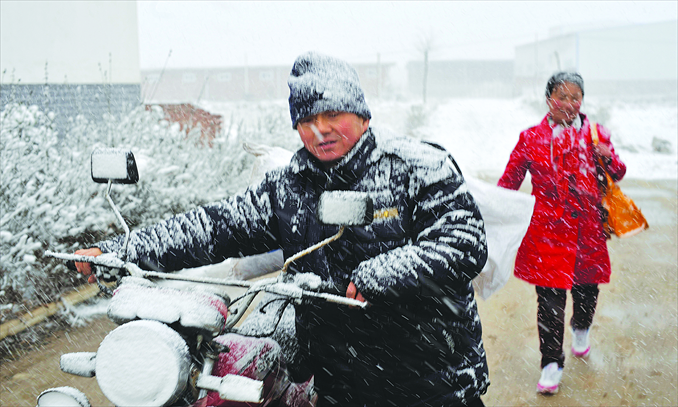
(478, 178), (677, 406)
(1, 178), (676, 406)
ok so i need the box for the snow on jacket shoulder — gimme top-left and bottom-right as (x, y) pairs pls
(349, 129), (488, 300)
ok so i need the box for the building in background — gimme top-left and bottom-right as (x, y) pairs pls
(0, 1), (141, 132)
(406, 60), (514, 100)
(514, 20), (677, 99)
(141, 66), (289, 103)
(141, 62), (394, 103)
(2, 0), (673, 127)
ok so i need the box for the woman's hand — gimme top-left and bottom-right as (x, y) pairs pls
(346, 281), (367, 307)
(593, 143), (612, 159)
(74, 248), (103, 283)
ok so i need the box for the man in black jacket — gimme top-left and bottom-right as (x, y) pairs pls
(77, 52), (489, 406)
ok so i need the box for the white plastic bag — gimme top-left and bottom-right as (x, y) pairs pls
(243, 142), (295, 185)
(466, 176), (534, 300)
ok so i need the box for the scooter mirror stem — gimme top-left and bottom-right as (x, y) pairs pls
(105, 180), (131, 260)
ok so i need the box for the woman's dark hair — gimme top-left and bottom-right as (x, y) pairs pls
(545, 72), (584, 98)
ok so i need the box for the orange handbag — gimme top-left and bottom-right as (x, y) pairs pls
(591, 123), (649, 238)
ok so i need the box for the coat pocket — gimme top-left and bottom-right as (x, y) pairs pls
(351, 216), (406, 242)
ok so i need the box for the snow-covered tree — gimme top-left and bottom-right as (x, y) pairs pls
(0, 102), (300, 317)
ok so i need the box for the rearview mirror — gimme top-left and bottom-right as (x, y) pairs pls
(318, 191), (373, 226)
(91, 149), (139, 184)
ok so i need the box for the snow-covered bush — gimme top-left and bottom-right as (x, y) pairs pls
(0, 102), (300, 319)
(1, 103), (78, 308)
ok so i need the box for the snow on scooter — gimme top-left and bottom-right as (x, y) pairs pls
(36, 148), (371, 407)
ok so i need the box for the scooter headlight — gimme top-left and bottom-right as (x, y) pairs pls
(96, 320), (191, 406)
(36, 387), (90, 407)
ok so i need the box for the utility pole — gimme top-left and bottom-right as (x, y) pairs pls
(377, 53), (381, 99)
(423, 48), (429, 104)
(416, 32), (434, 105)
(244, 53), (249, 99)
(534, 33), (539, 96)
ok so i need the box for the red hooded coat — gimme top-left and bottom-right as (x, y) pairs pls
(498, 114), (626, 289)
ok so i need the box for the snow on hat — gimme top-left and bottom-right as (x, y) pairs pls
(288, 51), (371, 129)
(546, 72), (585, 98)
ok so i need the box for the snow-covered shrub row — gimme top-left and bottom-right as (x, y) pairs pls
(0, 102), (300, 318)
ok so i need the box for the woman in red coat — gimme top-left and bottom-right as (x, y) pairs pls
(498, 72), (626, 394)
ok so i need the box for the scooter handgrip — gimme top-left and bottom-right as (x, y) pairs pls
(66, 260), (97, 276)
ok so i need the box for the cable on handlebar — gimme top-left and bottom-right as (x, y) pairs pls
(259, 296), (290, 315)
(96, 280), (115, 297)
(235, 298), (294, 338)
(280, 226), (345, 274)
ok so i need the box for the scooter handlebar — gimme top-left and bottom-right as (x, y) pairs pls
(45, 251), (126, 269)
(47, 250), (368, 308)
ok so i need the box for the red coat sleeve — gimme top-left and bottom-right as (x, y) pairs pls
(498, 131), (530, 190)
(596, 124), (626, 182)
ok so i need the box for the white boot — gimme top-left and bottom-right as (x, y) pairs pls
(571, 327), (591, 357)
(537, 362), (563, 394)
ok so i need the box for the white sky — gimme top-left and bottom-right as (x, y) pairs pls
(138, 1), (677, 69)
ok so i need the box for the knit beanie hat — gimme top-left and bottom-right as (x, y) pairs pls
(288, 52), (372, 129)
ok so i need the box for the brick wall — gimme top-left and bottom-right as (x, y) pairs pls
(146, 103), (222, 147)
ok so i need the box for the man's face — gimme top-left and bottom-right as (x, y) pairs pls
(297, 111), (369, 167)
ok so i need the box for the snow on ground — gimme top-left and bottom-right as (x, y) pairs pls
(206, 97), (678, 181)
(408, 98), (676, 180)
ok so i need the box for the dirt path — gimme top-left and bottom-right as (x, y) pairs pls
(1, 179), (676, 406)
(477, 178), (678, 406)
(1, 317), (116, 406)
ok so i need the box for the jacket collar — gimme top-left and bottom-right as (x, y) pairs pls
(546, 113), (584, 131)
(290, 129), (376, 190)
